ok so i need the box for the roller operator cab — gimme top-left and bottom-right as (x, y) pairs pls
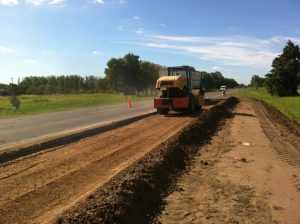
(154, 66), (205, 115)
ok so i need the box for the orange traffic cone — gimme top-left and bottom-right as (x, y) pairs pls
(127, 98), (132, 107)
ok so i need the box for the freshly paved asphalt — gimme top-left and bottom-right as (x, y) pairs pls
(0, 91), (228, 147)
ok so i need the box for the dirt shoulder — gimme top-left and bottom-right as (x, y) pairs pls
(157, 97), (300, 224)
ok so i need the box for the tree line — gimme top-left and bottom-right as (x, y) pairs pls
(12, 75), (110, 95)
(250, 40), (300, 96)
(201, 71), (239, 89)
(104, 53), (161, 94)
(0, 53), (239, 96)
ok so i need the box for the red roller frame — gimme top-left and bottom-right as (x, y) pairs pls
(154, 97), (189, 109)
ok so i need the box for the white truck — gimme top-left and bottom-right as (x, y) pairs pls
(220, 85), (226, 95)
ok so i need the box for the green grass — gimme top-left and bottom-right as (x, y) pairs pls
(231, 87), (300, 124)
(0, 93), (152, 118)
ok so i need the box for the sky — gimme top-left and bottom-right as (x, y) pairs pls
(0, 0), (300, 85)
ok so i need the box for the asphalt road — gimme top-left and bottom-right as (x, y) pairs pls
(0, 91), (228, 148)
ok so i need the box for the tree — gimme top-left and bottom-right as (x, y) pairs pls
(104, 58), (125, 93)
(201, 71), (238, 90)
(139, 61), (160, 91)
(250, 75), (265, 88)
(223, 78), (239, 88)
(123, 53), (141, 91)
(266, 40), (300, 96)
(104, 53), (160, 94)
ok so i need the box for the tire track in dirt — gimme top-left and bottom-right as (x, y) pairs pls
(0, 113), (196, 224)
(253, 99), (300, 193)
(156, 99), (273, 224)
(156, 126), (234, 223)
(253, 100), (300, 166)
(157, 98), (300, 224)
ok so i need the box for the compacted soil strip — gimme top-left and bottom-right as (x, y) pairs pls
(0, 112), (156, 164)
(0, 113), (195, 224)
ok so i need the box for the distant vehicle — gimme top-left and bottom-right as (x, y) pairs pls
(220, 85), (226, 91)
(220, 85), (226, 95)
(154, 66), (205, 115)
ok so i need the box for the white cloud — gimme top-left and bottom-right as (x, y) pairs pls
(94, 0), (104, 4)
(153, 35), (216, 43)
(211, 66), (221, 70)
(92, 50), (101, 55)
(145, 35), (283, 69)
(152, 35), (270, 48)
(26, 0), (44, 5)
(270, 35), (300, 44)
(150, 42), (276, 67)
(24, 59), (38, 64)
(159, 23), (167, 27)
(118, 0), (125, 3)
(136, 27), (143, 34)
(0, 0), (19, 5)
(0, 46), (12, 53)
(49, 0), (64, 5)
(133, 16), (139, 20)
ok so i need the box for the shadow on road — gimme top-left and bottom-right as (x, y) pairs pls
(204, 98), (223, 106)
(163, 111), (203, 118)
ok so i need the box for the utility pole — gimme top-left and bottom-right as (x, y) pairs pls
(10, 77), (14, 96)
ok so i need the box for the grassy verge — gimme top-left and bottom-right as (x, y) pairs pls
(231, 88), (300, 124)
(0, 93), (152, 118)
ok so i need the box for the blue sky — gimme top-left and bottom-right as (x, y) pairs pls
(0, 0), (300, 84)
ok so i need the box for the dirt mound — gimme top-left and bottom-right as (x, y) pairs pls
(56, 97), (239, 224)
